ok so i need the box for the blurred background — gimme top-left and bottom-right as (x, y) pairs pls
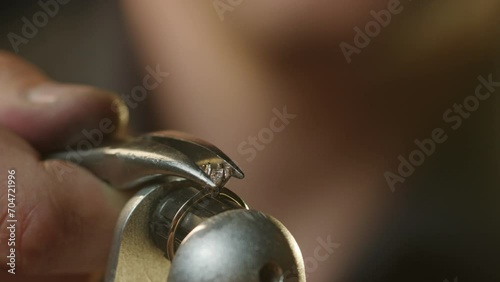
(1, 0), (499, 281)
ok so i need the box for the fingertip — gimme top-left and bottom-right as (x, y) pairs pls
(2, 82), (128, 152)
(0, 51), (129, 152)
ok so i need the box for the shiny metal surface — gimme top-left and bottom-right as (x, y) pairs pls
(168, 209), (306, 282)
(47, 131), (244, 190)
(47, 131), (306, 282)
(148, 131), (244, 189)
(150, 180), (248, 260)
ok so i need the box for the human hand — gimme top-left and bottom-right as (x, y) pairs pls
(0, 51), (129, 282)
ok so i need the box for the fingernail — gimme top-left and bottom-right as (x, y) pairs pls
(111, 97), (130, 135)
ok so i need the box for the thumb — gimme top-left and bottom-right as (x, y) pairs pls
(0, 51), (130, 275)
(0, 51), (128, 152)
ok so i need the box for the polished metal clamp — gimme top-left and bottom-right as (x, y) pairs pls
(49, 131), (305, 282)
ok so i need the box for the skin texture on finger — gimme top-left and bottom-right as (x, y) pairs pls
(0, 127), (127, 275)
(0, 51), (129, 152)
